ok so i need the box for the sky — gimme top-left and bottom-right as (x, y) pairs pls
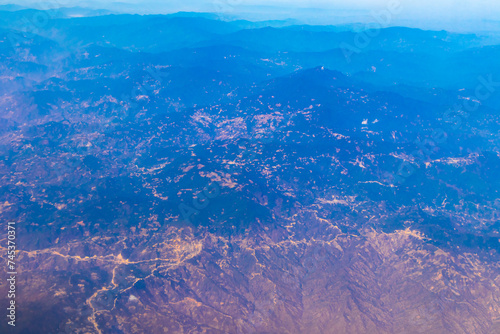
(2, 0), (500, 32)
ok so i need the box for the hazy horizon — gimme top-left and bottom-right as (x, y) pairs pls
(2, 0), (500, 33)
